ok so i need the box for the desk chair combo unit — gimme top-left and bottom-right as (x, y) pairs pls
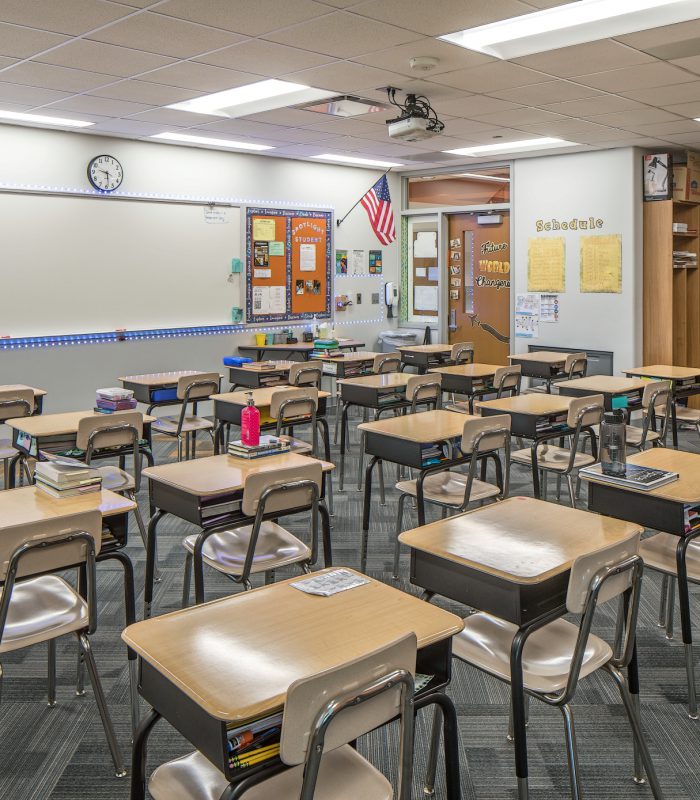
(237, 339), (365, 362)
(447, 341), (475, 366)
(445, 364), (522, 414)
(0, 388), (35, 488)
(397, 344), (452, 373)
(119, 371), (211, 415)
(557, 375), (646, 412)
(511, 351), (586, 393)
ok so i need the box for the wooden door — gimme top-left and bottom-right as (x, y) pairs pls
(447, 212), (510, 364)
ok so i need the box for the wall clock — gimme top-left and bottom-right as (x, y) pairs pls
(87, 154), (123, 192)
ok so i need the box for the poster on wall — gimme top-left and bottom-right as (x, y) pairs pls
(335, 249), (348, 275)
(351, 249), (365, 274)
(369, 249), (383, 274)
(643, 153), (671, 201)
(515, 293), (540, 315)
(515, 312), (539, 338)
(580, 234), (622, 293)
(539, 293), (560, 323)
(527, 237), (565, 292)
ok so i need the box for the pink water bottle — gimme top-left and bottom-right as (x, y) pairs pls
(241, 392), (260, 447)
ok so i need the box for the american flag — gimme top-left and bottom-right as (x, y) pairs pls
(360, 174), (396, 245)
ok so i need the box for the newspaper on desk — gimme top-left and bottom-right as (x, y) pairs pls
(291, 569), (370, 597)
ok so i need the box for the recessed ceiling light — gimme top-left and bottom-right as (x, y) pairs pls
(298, 95), (388, 117)
(151, 132), (274, 151)
(167, 79), (334, 118)
(439, 0), (700, 59)
(0, 109), (94, 128)
(310, 153), (403, 168)
(444, 137), (578, 156)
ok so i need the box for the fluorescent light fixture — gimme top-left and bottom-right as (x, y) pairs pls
(456, 172), (510, 183)
(0, 109), (94, 128)
(439, 0), (700, 59)
(310, 153), (403, 168)
(151, 132), (274, 151)
(299, 95), (388, 117)
(167, 78), (334, 118)
(444, 137), (577, 157)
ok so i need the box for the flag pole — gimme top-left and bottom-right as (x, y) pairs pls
(336, 168), (392, 227)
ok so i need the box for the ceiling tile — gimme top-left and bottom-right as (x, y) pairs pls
(89, 117), (171, 136)
(541, 95), (643, 117)
(435, 94), (522, 117)
(428, 61), (549, 93)
(89, 79), (200, 105)
(436, 117), (503, 136)
(630, 119), (700, 137)
(487, 80), (603, 105)
(658, 131), (700, 145)
(0, 0), (132, 35)
(128, 107), (224, 126)
(0, 23), (68, 59)
(350, 0), (534, 36)
(0, 61), (116, 92)
(45, 93), (152, 116)
(0, 81), (70, 106)
(663, 101), (700, 118)
(615, 19), (700, 50)
(621, 81), (700, 107)
(471, 107), (568, 127)
(575, 62), (698, 93)
(262, 12), (422, 58)
(669, 55), (700, 77)
(0, 57), (18, 71)
(287, 61), (404, 93)
(155, 0), (330, 36)
(352, 38), (493, 78)
(244, 107), (328, 126)
(523, 0), (578, 6)
(35, 39), (175, 77)
(191, 117), (295, 138)
(195, 40), (332, 75)
(142, 61), (264, 92)
(589, 108), (684, 127)
(299, 117), (389, 137)
(88, 12), (244, 58)
(573, 125), (648, 143)
(513, 40), (654, 79)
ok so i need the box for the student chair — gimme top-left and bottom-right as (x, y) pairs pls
(511, 395), (603, 507)
(0, 510), (125, 776)
(152, 372), (220, 461)
(181, 462), (322, 603)
(372, 352), (401, 374)
(0, 388), (33, 489)
(625, 380), (671, 450)
(446, 364), (522, 415)
(289, 360), (323, 389)
(270, 387), (320, 456)
(449, 341), (475, 365)
(525, 352), (588, 394)
(148, 634), (417, 800)
(393, 415), (511, 580)
(444, 534), (663, 799)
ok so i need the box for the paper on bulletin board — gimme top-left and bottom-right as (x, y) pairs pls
(269, 241), (284, 256)
(300, 243), (316, 271)
(414, 284), (439, 312)
(351, 249), (365, 274)
(415, 267), (427, 278)
(414, 231), (437, 257)
(540, 293), (560, 323)
(580, 234), (622, 293)
(252, 285), (286, 315)
(515, 312), (539, 338)
(254, 268), (271, 279)
(528, 237), (565, 292)
(252, 218), (276, 241)
(515, 293), (540, 315)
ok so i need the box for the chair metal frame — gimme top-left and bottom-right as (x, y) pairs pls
(155, 376), (219, 461)
(631, 382), (671, 450)
(0, 395), (33, 488)
(289, 361), (323, 389)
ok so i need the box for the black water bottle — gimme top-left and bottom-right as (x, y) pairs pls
(600, 410), (626, 477)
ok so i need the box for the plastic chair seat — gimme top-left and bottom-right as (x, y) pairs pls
(183, 522), (310, 576)
(444, 401), (472, 415)
(96, 464), (135, 492)
(453, 613), (612, 694)
(0, 575), (88, 654)
(396, 472), (500, 506)
(152, 416), (214, 435)
(0, 439), (15, 459)
(511, 445), (595, 472)
(670, 406), (700, 423)
(590, 424), (660, 447)
(149, 745), (392, 800)
(640, 534), (700, 580)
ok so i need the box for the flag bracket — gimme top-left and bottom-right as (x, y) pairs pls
(336, 168), (392, 227)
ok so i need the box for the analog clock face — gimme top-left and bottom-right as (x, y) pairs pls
(87, 155), (123, 192)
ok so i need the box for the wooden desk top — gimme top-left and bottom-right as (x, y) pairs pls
(142, 452), (334, 497)
(337, 373), (407, 389)
(239, 361), (294, 372)
(557, 376), (647, 393)
(211, 386), (330, 406)
(0, 485), (135, 526)
(623, 365), (700, 380)
(397, 344), (451, 354)
(476, 394), (574, 416)
(429, 363), (502, 378)
(325, 351), (381, 363)
(509, 351), (569, 364)
(122, 569), (463, 722)
(118, 371), (208, 386)
(0, 384), (47, 397)
(585, 448), (700, 504)
(6, 410), (156, 436)
(358, 409), (473, 442)
(399, 496), (641, 585)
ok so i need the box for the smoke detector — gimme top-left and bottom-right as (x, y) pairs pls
(409, 56), (439, 72)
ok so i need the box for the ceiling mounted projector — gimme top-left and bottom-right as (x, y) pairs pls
(385, 87), (445, 142)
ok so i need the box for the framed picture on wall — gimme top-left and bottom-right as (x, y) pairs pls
(643, 153), (672, 201)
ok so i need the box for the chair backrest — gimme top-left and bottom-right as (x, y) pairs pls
(0, 510), (102, 583)
(451, 342), (474, 365)
(270, 387), (319, 421)
(565, 352), (588, 379)
(0, 389), (34, 422)
(76, 411), (143, 451)
(289, 361), (323, 388)
(494, 365), (521, 396)
(373, 353), (401, 374)
(642, 380), (670, 412)
(241, 462), (322, 517)
(566, 394), (604, 429)
(405, 374), (442, 408)
(176, 372), (220, 401)
(460, 414), (511, 455)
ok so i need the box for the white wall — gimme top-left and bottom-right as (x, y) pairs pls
(512, 147), (643, 374)
(0, 126), (399, 411)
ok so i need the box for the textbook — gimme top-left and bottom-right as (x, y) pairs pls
(35, 460), (101, 485)
(579, 463), (679, 491)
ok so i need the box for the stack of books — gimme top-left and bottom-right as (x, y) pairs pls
(311, 338), (341, 359)
(228, 435), (291, 459)
(421, 443), (446, 467)
(95, 387), (137, 414)
(673, 222), (688, 233)
(226, 712), (282, 773)
(536, 413), (568, 433)
(579, 463), (678, 491)
(673, 250), (698, 269)
(35, 460), (102, 498)
(684, 504), (700, 534)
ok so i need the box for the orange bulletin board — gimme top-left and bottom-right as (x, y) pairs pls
(246, 207), (332, 323)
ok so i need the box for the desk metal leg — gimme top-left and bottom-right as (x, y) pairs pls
(130, 708), (162, 800)
(361, 456), (379, 573)
(416, 472), (428, 527)
(676, 536), (698, 718)
(671, 400), (679, 449)
(339, 402), (350, 490)
(144, 509), (166, 619)
(414, 693), (462, 800)
(319, 500), (332, 567)
(7, 452), (22, 489)
(531, 441), (541, 499)
(510, 629), (530, 800)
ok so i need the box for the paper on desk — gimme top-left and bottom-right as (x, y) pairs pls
(291, 569), (369, 596)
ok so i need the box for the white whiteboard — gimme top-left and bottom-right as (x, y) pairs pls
(0, 193), (242, 337)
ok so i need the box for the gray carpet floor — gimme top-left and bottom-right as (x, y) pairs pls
(1, 408), (700, 799)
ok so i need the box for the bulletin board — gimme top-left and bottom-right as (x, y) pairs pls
(412, 228), (439, 316)
(246, 207), (332, 323)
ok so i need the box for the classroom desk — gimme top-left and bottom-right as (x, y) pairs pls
(0, 384), (46, 414)
(557, 375), (646, 411)
(319, 350), (382, 379)
(399, 496), (642, 800)
(476, 394), (585, 498)
(397, 344), (452, 373)
(357, 409), (475, 572)
(124, 570), (465, 800)
(623, 365), (700, 447)
(226, 361), (293, 391)
(429, 363), (503, 412)
(509, 351), (571, 392)
(586, 447), (700, 718)
(141, 452), (334, 617)
(119, 371), (214, 414)
(238, 339), (364, 362)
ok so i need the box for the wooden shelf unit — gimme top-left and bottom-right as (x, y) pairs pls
(643, 199), (700, 368)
